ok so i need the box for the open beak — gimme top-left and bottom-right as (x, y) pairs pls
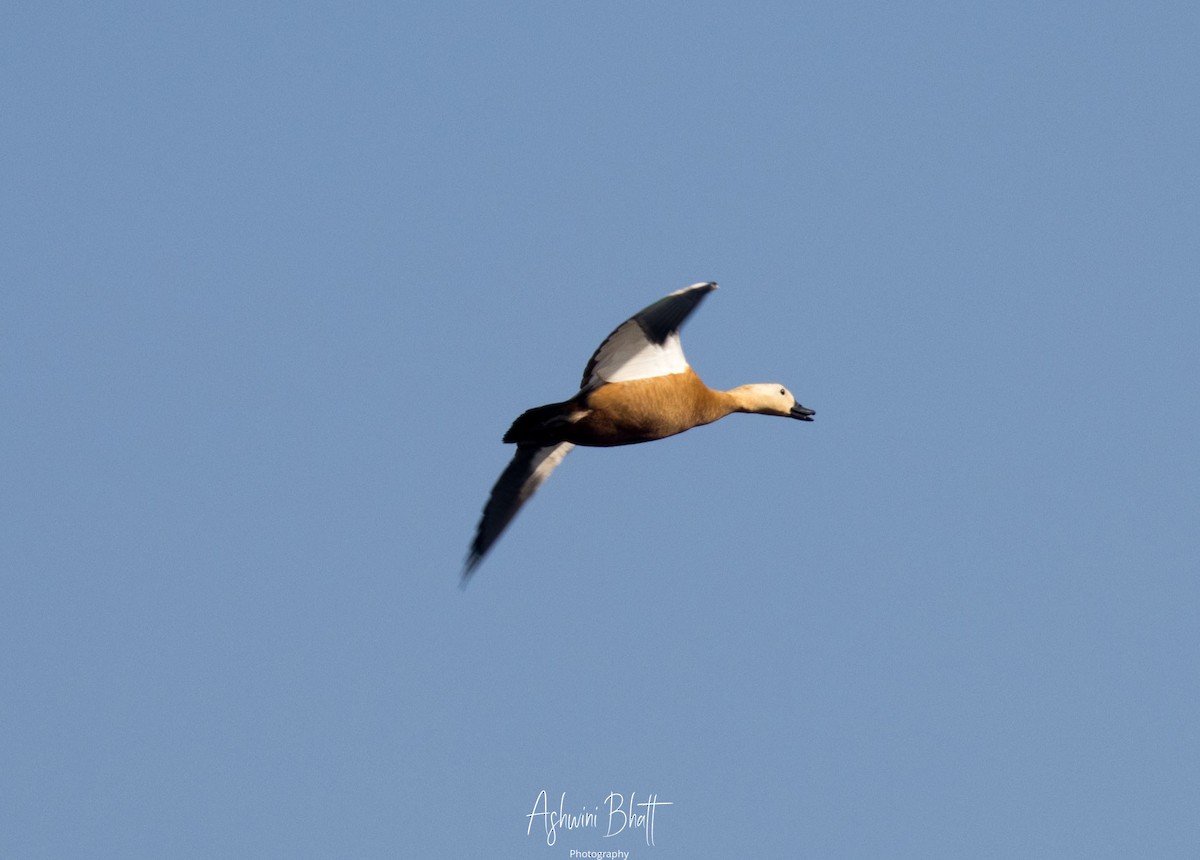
(790, 402), (815, 421)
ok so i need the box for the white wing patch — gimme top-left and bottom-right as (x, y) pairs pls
(584, 323), (689, 386)
(579, 282), (715, 390)
(527, 441), (574, 487)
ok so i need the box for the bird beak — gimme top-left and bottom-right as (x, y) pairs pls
(790, 402), (815, 421)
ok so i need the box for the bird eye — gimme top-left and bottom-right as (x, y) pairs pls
(779, 388), (786, 396)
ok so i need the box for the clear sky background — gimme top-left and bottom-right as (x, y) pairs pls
(3, 2), (1198, 858)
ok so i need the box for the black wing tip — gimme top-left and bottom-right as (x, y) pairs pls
(669, 281), (718, 302)
(461, 531), (489, 586)
(460, 443), (573, 588)
(676, 281), (718, 298)
(635, 281), (718, 344)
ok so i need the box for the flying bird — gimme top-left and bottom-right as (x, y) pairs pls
(463, 282), (815, 582)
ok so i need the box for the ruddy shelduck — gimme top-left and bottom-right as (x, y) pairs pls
(463, 282), (815, 581)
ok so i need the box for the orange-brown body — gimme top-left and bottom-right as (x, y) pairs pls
(504, 369), (747, 448)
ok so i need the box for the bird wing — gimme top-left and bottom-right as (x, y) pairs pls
(462, 442), (575, 583)
(580, 282), (716, 389)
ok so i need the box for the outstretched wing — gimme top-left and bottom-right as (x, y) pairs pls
(462, 442), (575, 583)
(580, 282), (716, 389)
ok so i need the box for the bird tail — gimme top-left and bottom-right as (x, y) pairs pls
(501, 400), (579, 445)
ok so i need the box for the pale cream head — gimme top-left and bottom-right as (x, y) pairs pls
(729, 383), (816, 421)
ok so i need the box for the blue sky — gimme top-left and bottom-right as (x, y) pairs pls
(3, 2), (1198, 857)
